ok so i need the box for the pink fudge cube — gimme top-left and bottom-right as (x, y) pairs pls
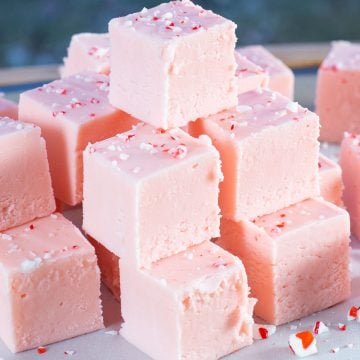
(217, 198), (351, 325)
(87, 235), (120, 301)
(316, 41), (360, 143)
(189, 89), (320, 220)
(121, 241), (255, 360)
(0, 213), (103, 353)
(340, 132), (360, 239)
(61, 33), (110, 78)
(0, 118), (55, 232)
(19, 72), (138, 206)
(109, 0), (238, 129)
(0, 96), (18, 119)
(318, 153), (343, 206)
(83, 123), (222, 268)
(237, 45), (295, 99)
(235, 50), (269, 94)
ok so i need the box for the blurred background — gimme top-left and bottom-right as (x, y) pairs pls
(0, 0), (359, 68)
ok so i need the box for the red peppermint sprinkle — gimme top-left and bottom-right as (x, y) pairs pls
(238, 68), (248, 73)
(29, 224), (34, 230)
(280, 213), (286, 218)
(126, 134), (135, 142)
(276, 222), (285, 228)
(230, 123), (235, 131)
(169, 144), (187, 159)
(37, 346), (47, 354)
(88, 47), (98, 56)
(192, 25), (202, 31)
(52, 110), (66, 118)
(90, 97), (100, 104)
(348, 305), (358, 320)
(156, 128), (166, 134)
(258, 327), (269, 339)
(321, 64), (338, 72)
(338, 323), (346, 331)
(89, 113), (96, 117)
(153, 16), (159, 21)
(72, 245), (80, 250)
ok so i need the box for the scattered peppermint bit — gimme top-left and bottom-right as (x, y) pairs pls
(286, 102), (299, 113)
(338, 323), (346, 331)
(105, 330), (119, 336)
(50, 214), (58, 219)
(288, 331), (317, 358)
(346, 343), (354, 349)
(186, 252), (194, 260)
(139, 142), (153, 151)
(124, 20), (133, 27)
(253, 324), (276, 340)
(119, 153), (130, 161)
(290, 325), (298, 330)
(16, 123), (24, 130)
(313, 321), (329, 335)
(21, 258), (42, 273)
(162, 12), (173, 19)
(169, 144), (187, 159)
(111, 160), (118, 168)
(331, 347), (340, 353)
(347, 305), (358, 321)
(29, 224), (35, 230)
(37, 346), (47, 354)
(0, 233), (12, 241)
(237, 105), (252, 113)
(64, 350), (76, 356)
(107, 144), (116, 151)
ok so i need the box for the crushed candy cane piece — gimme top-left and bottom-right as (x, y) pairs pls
(313, 321), (329, 335)
(338, 323), (346, 331)
(347, 305), (358, 321)
(37, 346), (47, 354)
(64, 350), (76, 355)
(253, 323), (276, 340)
(105, 330), (119, 336)
(288, 331), (317, 358)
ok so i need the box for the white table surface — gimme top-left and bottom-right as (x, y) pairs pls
(1, 74), (359, 360)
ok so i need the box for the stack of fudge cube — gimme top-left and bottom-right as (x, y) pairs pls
(0, 117), (103, 353)
(81, 1), (261, 359)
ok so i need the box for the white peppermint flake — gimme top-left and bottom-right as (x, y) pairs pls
(139, 142), (153, 151)
(160, 278), (167, 286)
(119, 153), (130, 161)
(107, 144), (116, 151)
(0, 233), (12, 241)
(124, 20), (133, 27)
(237, 105), (252, 113)
(286, 102), (299, 113)
(132, 167), (141, 174)
(162, 11), (173, 19)
(50, 214), (58, 219)
(111, 160), (118, 168)
(16, 123), (23, 130)
(105, 330), (119, 336)
(21, 257), (42, 273)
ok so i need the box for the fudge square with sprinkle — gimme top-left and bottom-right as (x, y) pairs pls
(0, 213), (103, 353)
(340, 132), (360, 239)
(0, 118), (55, 232)
(217, 198), (351, 325)
(0, 96), (18, 119)
(189, 89), (320, 220)
(19, 72), (138, 206)
(108, 0), (238, 129)
(237, 45), (295, 99)
(318, 153), (343, 207)
(316, 41), (360, 143)
(61, 33), (110, 78)
(120, 241), (255, 360)
(83, 123), (222, 268)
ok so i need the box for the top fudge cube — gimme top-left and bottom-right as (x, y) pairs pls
(316, 41), (360, 142)
(0, 118), (55, 232)
(19, 72), (138, 206)
(61, 33), (110, 78)
(237, 45), (294, 99)
(108, 0), (238, 129)
(83, 123), (222, 268)
(189, 89), (320, 220)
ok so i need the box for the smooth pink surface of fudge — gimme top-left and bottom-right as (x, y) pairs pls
(0, 117), (55, 232)
(61, 33), (110, 78)
(189, 89), (320, 220)
(318, 153), (343, 206)
(340, 132), (360, 239)
(237, 45), (295, 99)
(217, 198), (351, 325)
(0, 96), (18, 119)
(0, 213), (103, 353)
(235, 51), (269, 94)
(316, 41), (360, 142)
(19, 72), (138, 206)
(87, 235), (120, 301)
(109, 0), (238, 129)
(83, 123), (222, 268)
(121, 241), (255, 360)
